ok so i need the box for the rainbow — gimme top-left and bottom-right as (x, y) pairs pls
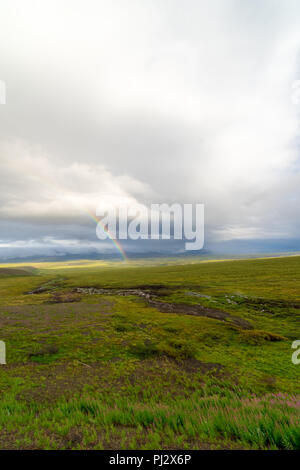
(18, 166), (129, 262)
(86, 209), (128, 262)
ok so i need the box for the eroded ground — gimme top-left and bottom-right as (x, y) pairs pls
(0, 256), (299, 449)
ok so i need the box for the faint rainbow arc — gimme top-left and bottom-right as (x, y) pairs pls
(21, 170), (129, 262)
(86, 209), (128, 262)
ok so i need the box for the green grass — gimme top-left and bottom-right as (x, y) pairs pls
(0, 256), (299, 449)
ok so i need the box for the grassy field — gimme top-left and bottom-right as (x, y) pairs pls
(0, 256), (299, 450)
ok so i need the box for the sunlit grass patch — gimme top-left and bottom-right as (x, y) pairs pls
(0, 255), (299, 449)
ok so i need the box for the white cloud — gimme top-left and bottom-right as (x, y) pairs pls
(0, 140), (151, 219)
(1, 0), (300, 256)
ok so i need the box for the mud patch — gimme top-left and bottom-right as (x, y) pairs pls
(72, 286), (253, 329)
(25, 277), (66, 295)
(149, 299), (253, 330)
(73, 285), (171, 299)
(26, 283), (253, 329)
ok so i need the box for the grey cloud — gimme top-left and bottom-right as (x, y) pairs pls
(1, 0), (300, 258)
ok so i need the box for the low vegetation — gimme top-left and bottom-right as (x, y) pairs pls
(0, 256), (299, 449)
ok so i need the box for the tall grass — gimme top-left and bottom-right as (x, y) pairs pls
(0, 391), (298, 449)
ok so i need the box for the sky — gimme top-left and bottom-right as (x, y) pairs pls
(1, 0), (300, 260)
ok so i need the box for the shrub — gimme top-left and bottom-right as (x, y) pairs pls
(240, 329), (287, 345)
(157, 338), (197, 359)
(129, 338), (197, 360)
(129, 340), (159, 359)
(28, 345), (59, 363)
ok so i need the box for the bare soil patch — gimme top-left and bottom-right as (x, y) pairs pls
(72, 286), (253, 330)
(149, 299), (253, 329)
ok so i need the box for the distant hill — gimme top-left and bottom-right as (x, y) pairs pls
(0, 266), (38, 277)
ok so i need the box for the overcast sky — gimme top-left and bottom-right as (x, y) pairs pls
(1, 0), (300, 259)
